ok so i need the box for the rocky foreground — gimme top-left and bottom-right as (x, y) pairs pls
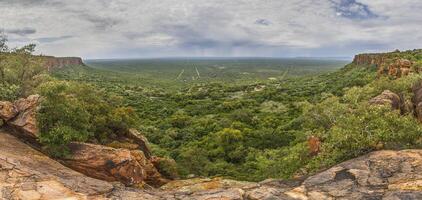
(1, 129), (422, 200)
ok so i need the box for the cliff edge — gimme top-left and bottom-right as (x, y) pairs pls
(1, 128), (422, 199)
(39, 56), (84, 71)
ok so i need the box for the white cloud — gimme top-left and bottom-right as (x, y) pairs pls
(0, 0), (421, 58)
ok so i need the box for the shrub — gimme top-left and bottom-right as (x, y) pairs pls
(37, 80), (138, 157)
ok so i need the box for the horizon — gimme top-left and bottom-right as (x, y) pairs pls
(1, 0), (421, 59)
(84, 55), (354, 61)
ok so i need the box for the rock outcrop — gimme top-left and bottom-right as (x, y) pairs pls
(2, 128), (422, 199)
(369, 90), (402, 110)
(353, 53), (415, 78)
(0, 130), (168, 200)
(159, 150), (422, 199)
(0, 95), (168, 188)
(413, 80), (422, 122)
(0, 101), (17, 121)
(62, 142), (168, 187)
(352, 53), (388, 67)
(7, 94), (40, 141)
(40, 56), (84, 71)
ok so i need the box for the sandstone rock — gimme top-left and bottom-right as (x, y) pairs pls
(40, 56), (84, 71)
(0, 101), (17, 121)
(307, 136), (321, 156)
(413, 81), (422, 122)
(0, 95), (168, 188)
(0, 130), (114, 199)
(369, 90), (402, 110)
(388, 59), (413, 78)
(128, 128), (152, 158)
(62, 142), (168, 187)
(353, 53), (414, 78)
(352, 53), (387, 67)
(7, 94), (40, 140)
(3, 127), (422, 199)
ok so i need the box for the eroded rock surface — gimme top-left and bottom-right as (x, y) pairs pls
(2, 128), (422, 199)
(0, 130), (114, 199)
(62, 142), (168, 187)
(40, 56), (84, 71)
(353, 53), (415, 78)
(160, 150), (422, 200)
(0, 95), (168, 188)
(369, 90), (402, 110)
(413, 81), (422, 122)
(7, 94), (40, 140)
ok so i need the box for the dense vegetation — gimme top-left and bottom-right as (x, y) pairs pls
(2, 32), (422, 182)
(53, 51), (422, 181)
(0, 34), (139, 157)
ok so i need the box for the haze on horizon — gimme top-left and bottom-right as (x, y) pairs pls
(0, 0), (421, 59)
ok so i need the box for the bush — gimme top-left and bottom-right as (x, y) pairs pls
(37, 80), (138, 157)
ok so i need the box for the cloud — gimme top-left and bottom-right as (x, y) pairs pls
(5, 28), (37, 36)
(36, 36), (73, 43)
(0, 0), (421, 58)
(78, 14), (122, 31)
(255, 19), (272, 26)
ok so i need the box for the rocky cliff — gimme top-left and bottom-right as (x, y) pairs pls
(39, 56), (84, 71)
(0, 95), (169, 188)
(352, 50), (421, 78)
(1, 129), (422, 199)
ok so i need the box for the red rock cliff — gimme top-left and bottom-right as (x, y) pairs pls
(39, 56), (84, 71)
(352, 52), (415, 78)
(352, 53), (389, 66)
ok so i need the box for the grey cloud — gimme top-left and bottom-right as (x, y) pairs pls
(79, 14), (122, 31)
(255, 19), (271, 26)
(37, 36), (73, 43)
(0, 0), (62, 7)
(5, 28), (36, 36)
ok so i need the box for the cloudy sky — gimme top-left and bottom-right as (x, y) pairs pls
(0, 0), (421, 59)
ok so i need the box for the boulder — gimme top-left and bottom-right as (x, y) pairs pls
(413, 81), (422, 122)
(0, 101), (17, 121)
(6, 94), (40, 140)
(388, 59), (413, 78)
(369, 90), (402, 110)
(127, 128), (152, 158)
(62, 142), (168, 187)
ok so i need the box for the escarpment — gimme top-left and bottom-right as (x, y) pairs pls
(353, 49), (421, 78)
(39, 56), (84, 71)
(2, 49), (422, 199)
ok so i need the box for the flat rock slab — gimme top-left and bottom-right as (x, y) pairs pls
(2, 128), (422, 200)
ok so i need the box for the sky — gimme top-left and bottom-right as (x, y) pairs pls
(0, 0), (421, 59)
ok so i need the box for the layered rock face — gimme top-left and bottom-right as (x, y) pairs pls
(353, 53), (414, 78)
(157, 150), (422, 199)
(0, 95), (168, 188)
(352, 53), (388, 67)
(0, 94), (39, 142)
(39, 56), (84, 71)
(412, 80), (422, 122)
(0, 130), (165, 200)
(62, 142), (167, 187)
(2, 130), (422, 200)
